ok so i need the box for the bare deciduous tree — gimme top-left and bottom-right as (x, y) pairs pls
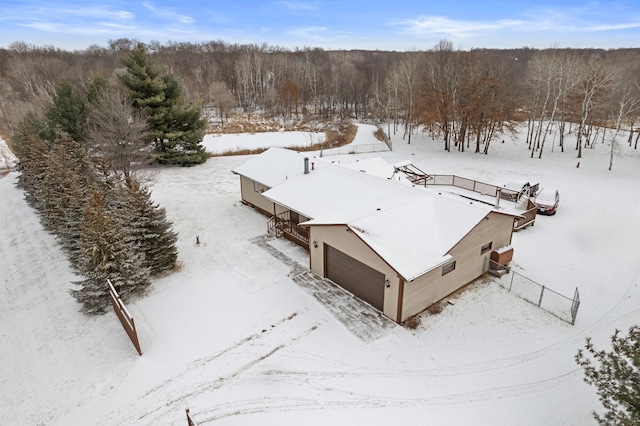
(88, 88), (151, 178)
(572, 54), (616, 158)
(606, 61), (640, 170)
(208, 81), (236, 125)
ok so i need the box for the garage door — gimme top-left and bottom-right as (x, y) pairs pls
(325, 244), (385, 311)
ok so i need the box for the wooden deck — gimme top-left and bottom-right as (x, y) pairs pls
(394, 171), (537, 231)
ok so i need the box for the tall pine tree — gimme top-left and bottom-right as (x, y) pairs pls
(124, 176), (178, 275)
(119, 43), (207, 166)
(154, 74), (207, 165)
(71, 191), (150, 314)
(46, 81), (88, 144)
(12, 115), (51, 207)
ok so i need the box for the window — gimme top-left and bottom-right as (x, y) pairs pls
(442, 261), (456, 276)
(481, 242), (493, 254)
(253, 181), (268, 193)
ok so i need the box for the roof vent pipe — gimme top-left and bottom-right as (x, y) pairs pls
(304, 157), (309, 174)
(495, 187), (501, 208)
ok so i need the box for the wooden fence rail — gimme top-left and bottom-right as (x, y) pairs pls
(107, 279), (142, 356)
(186, 408), (198, 426)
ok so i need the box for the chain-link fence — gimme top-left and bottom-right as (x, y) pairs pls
(490, 261), (580, 325)
(320, 142), (391, 156)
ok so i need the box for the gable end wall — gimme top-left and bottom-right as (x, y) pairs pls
(239, 175), (275, 216)
(400, 211), (514, 321)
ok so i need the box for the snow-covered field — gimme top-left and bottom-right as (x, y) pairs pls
(1, 124), (639, 425)
(202, 130), (326, 154)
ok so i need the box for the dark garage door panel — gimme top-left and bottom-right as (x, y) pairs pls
(325, 245), (385, 311)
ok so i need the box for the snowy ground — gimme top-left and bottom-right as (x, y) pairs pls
(1, 124), (639, 425)
(0, 138), (17, 171)
(202, 130), (326, 154)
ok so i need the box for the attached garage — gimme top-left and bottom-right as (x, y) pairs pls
(325, 244), (385, 310)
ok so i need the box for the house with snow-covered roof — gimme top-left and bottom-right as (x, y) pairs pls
(232, 147), (516, 323)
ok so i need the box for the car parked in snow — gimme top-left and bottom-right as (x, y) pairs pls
(534, 187), (560, 215)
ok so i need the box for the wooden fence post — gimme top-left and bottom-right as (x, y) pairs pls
(186, 408), (198, 426)
(107, 279), (142, 356)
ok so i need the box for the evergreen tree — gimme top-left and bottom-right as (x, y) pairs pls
(119, 43), (207, 166)
(154, 74), (207, 165)
(86, 73), (111, 104)
(46, 80), (88, 143)
(71, 191), (150, 314)
(576, 325), (640, 425)
(12, 115), (51, 206)
(124, 176), (178, 275)
(47, 136), (96, 262)
(118, 43), (166, 123)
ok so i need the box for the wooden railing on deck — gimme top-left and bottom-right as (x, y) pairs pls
(513, 199), (537, 230)
(427, 174), (537, 230)
(267, 211), (309, 248)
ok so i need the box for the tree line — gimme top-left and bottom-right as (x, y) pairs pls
(10, 47), (185, 313)
(1, 38), (639, 161)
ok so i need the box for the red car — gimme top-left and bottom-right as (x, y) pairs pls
(534, 187), (560, 215)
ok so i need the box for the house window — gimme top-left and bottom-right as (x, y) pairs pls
(253, 181), (268, 193)
(481, 242), (493, 254)
(442, 261), (456, 276)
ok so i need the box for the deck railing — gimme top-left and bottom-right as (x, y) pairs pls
(268, 210), (309, 249)
(427, 174), (537, 230)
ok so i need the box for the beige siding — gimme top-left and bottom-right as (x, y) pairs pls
(308, 212), (514, 323)
(239, 176), (275, 215)
(308, 225), (400, 320)
(400, 212), (514, 321)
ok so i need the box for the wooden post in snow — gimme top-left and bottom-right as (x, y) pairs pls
(107, 279), (142, 356)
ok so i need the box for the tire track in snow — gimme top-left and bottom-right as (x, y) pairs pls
(194, 367), (580, 421)
(98, 311), (320, 425)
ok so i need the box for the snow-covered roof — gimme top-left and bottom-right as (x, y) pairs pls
(231, 147), (321, 188)
(349, 195), (490, 281)
(303, 191), (492, 281)
(236, 148), (502, 281)
(262, 159), (422, 223)
(342, 157), (413, 185)
(342, 157), (395, 179)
